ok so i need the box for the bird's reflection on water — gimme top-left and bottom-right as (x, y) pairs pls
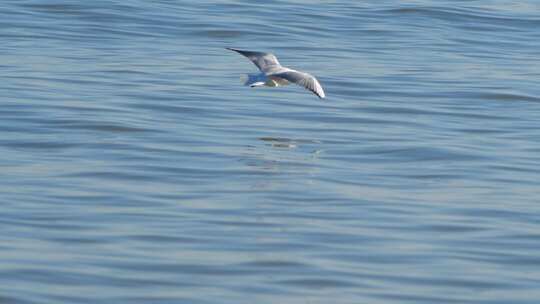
(259, 137), (322, 149)
(239, 137), (323, 176)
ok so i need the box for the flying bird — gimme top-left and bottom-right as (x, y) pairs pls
(227, 48), (325, 99)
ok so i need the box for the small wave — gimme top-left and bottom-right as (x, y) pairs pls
(378, 6), (540, 29)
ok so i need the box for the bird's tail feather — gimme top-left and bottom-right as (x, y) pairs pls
(241, 73), (266, 87)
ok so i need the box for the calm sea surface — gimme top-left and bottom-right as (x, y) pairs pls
(1, 1), (540, 303)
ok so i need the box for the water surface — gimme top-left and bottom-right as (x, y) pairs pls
(1, 1), (540, 303)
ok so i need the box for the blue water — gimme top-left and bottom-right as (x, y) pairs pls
(1, 1), (540, 303)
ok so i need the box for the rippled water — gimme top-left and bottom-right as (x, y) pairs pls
(2, 1), (540, 303)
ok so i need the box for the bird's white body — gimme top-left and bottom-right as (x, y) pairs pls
(228, 48), (325, 99)
(241, 72), (290, 87)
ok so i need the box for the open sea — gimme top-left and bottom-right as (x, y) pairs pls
(1, 1), (540, 303)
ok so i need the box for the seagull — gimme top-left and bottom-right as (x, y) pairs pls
(227, 48), (325, 99)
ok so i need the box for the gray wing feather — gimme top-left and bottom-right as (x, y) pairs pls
(226, 48), (281, 73)
(272, 70), (326, 99)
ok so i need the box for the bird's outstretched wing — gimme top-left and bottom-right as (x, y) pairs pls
(271, 70), (325, 99)
(226, 48), (281, 73)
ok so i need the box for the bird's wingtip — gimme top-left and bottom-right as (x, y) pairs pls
(315, 86), (326, 99)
